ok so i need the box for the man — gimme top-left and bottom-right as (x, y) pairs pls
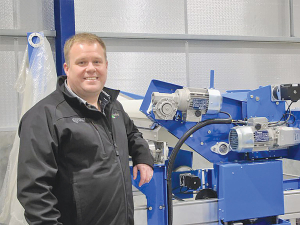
(17, 33), (154, 225)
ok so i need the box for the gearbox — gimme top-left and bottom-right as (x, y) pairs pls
(151, 87), (222, 122)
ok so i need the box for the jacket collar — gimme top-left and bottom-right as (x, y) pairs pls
(57, 76), (120, 103)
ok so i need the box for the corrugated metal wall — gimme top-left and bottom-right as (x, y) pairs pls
(74, 0), (300, 96)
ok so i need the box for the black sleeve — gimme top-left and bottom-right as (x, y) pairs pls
(17, 108), (62, 225)
(120, 102), (154, 168)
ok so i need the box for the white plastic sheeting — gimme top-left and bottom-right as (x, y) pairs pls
(0, 34), (57, 225)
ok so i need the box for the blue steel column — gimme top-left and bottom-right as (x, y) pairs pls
(131, 165), (168, 225)
(54, 0), (75, 76)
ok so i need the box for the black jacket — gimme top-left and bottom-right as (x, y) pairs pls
(17, 76), (153, 225)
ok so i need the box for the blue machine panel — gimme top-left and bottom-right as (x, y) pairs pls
(215, 160), (284, 222)
(247, 86), (285, 121)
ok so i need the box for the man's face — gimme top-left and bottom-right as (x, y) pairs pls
(64, 42), (108, 100)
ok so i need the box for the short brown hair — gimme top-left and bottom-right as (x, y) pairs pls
(64, 33), (107, 65)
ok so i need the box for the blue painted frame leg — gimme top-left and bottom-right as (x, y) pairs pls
(54, 0), (75, 76)
(131, 165), (168, 225)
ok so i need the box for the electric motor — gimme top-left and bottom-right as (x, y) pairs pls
(151, 87), (222, 122)
(229, 117), (300, 152)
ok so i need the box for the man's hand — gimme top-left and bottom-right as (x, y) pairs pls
(133, 164), (153, 187)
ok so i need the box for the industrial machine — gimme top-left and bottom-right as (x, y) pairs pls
(24, 31), (300, 225)
(127, 78), (300, 225)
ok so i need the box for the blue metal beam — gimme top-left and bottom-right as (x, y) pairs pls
(54, 0), (75, 76)
(131, 165), (168, 225)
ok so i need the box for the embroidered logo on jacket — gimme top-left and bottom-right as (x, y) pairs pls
(112, 113), (120, 119)
(72, 118), (86, 123)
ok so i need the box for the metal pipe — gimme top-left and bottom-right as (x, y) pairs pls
(0, 29), (56, 37)
(89, 32), (300, 43)
(289, 0), (295, 37)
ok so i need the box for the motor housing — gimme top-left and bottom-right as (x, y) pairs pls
(151, 87), (222, 122)
(229, 117), (300, 152)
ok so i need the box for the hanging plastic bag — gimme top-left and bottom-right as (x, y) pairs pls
(0, 32), (57, 225)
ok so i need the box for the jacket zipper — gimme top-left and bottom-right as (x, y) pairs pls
(90, 120), (108, 155)
(115, 150), (129, 223)
(108, 106), (129, 223)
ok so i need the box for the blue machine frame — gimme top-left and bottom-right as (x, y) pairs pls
(134, 79), (300, 225)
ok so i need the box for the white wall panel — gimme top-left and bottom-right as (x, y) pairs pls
(74, 0), (185, 34)
(41, 0), (55, 31)
(15, 0), (54, 30)
(104, 39), (187, 96)
(187, 0), (290, 36)
(106, 52), (186, 96)
(188, 41), (300, 93)
(294, 0), (300, 37)
(0, 0), (54, 30)
(0, 0), (14, 29)
(0, 0), (55, 31)
(0, 37), (19, 129)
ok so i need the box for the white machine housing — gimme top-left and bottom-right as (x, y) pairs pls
(151, 87), (222, 122)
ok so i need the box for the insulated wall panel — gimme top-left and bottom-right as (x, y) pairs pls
(104, 39), (187, 96)
(294, 1), (300, 37)
(0, 0), (14, 29)
(188, 41), (300, 94)
(106, 52), (186, 96)
(74, 0), (185, 34)
(15, 0), (55, 30)
(0, 0), (54, 31)
(41, 0), (55, 31)
(0, 37), (19, 130)
(187, 0), (290, 36)
(103, 39), (187, 96)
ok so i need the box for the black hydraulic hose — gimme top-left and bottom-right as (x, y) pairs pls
(167, 118), (232, 225)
